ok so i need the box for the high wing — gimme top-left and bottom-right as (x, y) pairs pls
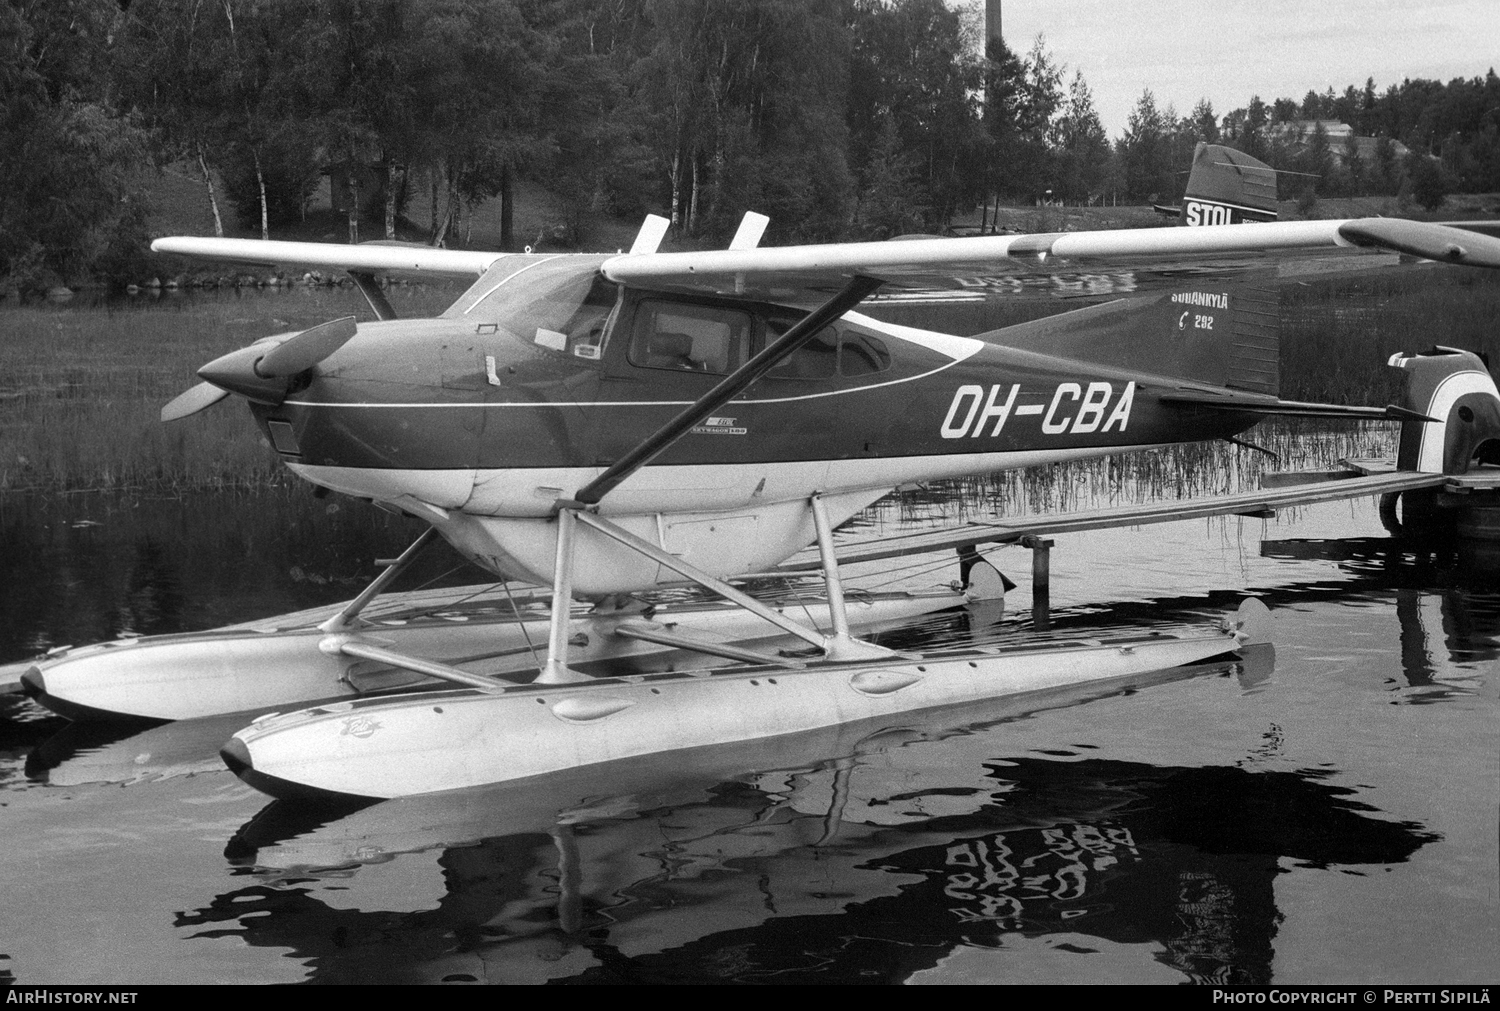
(149, 237), (502, 278)
(601, 218), (1500, 301)
(152, 217), (1500, 298)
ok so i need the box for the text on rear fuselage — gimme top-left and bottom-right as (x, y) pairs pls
(1170, 291), (1230, 309)
(1184, 201), (1239, 226)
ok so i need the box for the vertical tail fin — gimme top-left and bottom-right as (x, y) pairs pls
(1155, 143), (1279, 226)
(987, 283), (1279, 394)
(1391, 348), (1500, 474)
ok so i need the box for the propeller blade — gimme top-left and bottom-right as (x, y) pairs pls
(161, 381), (232, 422)
(255, 316), (359, 378)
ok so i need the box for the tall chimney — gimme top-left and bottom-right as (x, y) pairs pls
(986, 0), (1001, 52)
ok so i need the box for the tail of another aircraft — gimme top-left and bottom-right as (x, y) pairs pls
(1390, 348), (1500, 474)
(1155, 143), (1278, 226)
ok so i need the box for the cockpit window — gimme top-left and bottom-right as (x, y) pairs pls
(629, 301), (752, 374)
(443, 255), (617, 360)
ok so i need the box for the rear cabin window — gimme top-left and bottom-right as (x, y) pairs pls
(838, 329), (891, 376)
(765, 320), (837, 379)
(763, 320), (891, 379)
(629, 301), (752, 374)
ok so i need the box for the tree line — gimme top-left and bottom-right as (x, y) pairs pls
(3, 0), (1497, 290)
(1120, 73), (1500, 211)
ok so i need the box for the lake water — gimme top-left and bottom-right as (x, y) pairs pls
(0, 289), (1495, 985)
(2, 472), (1496, 985)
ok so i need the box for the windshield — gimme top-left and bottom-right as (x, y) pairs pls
(443, 254), (617, 358)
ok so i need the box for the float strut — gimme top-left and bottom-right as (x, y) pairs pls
(810, 494), (851, 639)
(537, 506), (588, 684)
(318, 527), (437, 632)
(810, 494), (894, 660)
(574, 511), (827, 648)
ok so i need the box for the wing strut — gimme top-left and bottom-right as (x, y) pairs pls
(349, 271), (397, 321)
(571, 273), (884, 507)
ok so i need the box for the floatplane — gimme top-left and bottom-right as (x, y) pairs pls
(13, 147), (1500, 803)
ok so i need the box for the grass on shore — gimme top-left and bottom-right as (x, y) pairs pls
(1280, 267), (1500, 404)
(0, 292), (385, 492)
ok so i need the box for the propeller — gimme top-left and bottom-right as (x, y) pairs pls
(161, 316), (359, 422)
(160, 382), (231, 422)
(255, 316), (358, 377)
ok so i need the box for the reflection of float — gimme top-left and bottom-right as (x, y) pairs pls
(191, 642), (1427, 985)
(23, 711), (253, 786)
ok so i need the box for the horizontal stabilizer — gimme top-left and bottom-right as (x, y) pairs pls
(1159, 389), (1435, 422)
(774, 471), (1449, 572)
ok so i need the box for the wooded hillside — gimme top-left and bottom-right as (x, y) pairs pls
(3, 0), (1496, 289)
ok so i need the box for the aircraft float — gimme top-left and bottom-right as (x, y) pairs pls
(11, 146), (1500, 802)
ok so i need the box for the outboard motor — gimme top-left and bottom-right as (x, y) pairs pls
(1383, 348), (1500, 540)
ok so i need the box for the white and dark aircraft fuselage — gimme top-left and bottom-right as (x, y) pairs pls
(206, 253), (1259, 595)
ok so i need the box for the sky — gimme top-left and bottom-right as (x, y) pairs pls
(992, 0), (1500, 137)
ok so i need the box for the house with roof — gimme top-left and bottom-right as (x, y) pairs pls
(1265, 120), (1411, 167)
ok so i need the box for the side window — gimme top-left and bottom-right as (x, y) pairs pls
(765, 318), (837, 379)
(761, 319), (891, 380)
(629, 301), (752, 374)
(838, 330), (891, 376)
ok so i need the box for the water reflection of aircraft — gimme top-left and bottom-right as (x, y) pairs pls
(17, 181), (1500, 803)
(1261, 534), (1500, 692)
(205, 672), (1432, 985)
